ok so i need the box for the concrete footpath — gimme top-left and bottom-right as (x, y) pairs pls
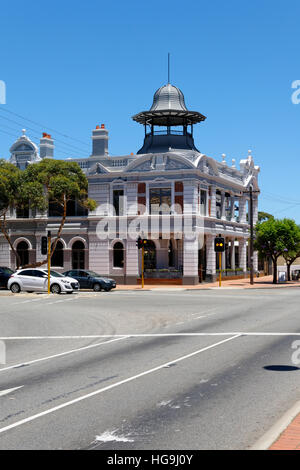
(115, 275), (300, 290)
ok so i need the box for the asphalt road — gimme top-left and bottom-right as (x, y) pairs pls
(0, 287), (300, 449)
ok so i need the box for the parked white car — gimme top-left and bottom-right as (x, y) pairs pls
(8, 268), (79, 294)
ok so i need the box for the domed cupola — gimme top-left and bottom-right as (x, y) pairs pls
(150, 84), (187, 112)
(9, 129), (40, 169)
(132, 83), (206, 154)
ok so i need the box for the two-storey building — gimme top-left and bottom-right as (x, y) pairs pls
(0, 82), (260, 284)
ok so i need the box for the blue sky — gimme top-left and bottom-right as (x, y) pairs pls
(1, 1), (300, 220)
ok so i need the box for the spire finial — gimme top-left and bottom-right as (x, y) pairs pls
(168, 52), (170, 84)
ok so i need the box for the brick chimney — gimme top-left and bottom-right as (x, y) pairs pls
(40, 133), (54, 159)
(91, 124), (108, 156)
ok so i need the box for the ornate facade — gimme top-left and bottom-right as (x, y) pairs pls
(0, 83), (260, 284)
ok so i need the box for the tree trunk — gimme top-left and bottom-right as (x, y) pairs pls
(287, 263), (291, 282)
(0, 212), (21, 268)
(272, 258), (278, 284)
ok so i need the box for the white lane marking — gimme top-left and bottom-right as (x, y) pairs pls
(0, 386), (24, 397)
(0, 334), (240, 435)
(1, 332), (300, 340)
(0, 336), (129, 374)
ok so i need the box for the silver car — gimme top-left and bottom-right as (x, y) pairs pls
(8, 268), (79, 294)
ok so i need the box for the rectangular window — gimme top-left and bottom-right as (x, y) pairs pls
(150, 188), (171, 215)
(200, 190), (207, 216)
(216, 191), (222, 219)
(16, 207), (29, 218)
(113, 189), (124, 216)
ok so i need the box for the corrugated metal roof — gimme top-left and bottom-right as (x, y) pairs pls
(150, 84), (187, 111)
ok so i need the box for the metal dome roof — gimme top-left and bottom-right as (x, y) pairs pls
(132, 83), (206, 126)
(150, 84), (188, 111)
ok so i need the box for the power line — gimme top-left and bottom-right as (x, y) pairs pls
(0, 113), (90, 155)
(0, 127), (87, 159)
(262, 191), (300, 205)
(0, 107), (90, 147)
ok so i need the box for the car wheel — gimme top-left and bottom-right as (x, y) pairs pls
(93, 283), (101, 292)
(104, 287), (112, 292)
(10, 283), (21, 294)
(50, 283), (61, 294)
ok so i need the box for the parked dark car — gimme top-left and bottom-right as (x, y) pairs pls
(0, 267), (14, 288)
(63, 270), (116, 292)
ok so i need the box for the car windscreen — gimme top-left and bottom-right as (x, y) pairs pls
(0, 268), (14, 274)
(86, 271), (102, 277)
(48, 270), (64, 277)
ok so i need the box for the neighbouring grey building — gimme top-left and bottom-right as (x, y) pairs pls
(0, 82), (260, 284)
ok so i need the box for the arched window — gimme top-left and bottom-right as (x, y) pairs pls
(72, 241), (85, 270)
(16, 240), (29, 267)
(144, 240), (156, 270)
(51, 241), (64, 267)
(168, 240), (175, 267)
(113, 242), (124, 268)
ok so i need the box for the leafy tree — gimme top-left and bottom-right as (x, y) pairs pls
(0, 159), (48, 267)
(258, 211), (273, 223)
(282, 223), (300, 281)
(255, 218), (300, 284)
(0, 160), (24, 267)
(22, 159), (97, 268)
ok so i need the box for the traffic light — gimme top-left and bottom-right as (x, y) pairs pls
(41, 236), (48, 255)
(136, 237), (148, 249)
(214, 237), (225, 252)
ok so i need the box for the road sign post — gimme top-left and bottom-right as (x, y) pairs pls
(142, 245), (144, 289)
(215, 236), (225, 288)
(47, 231), (51, 294)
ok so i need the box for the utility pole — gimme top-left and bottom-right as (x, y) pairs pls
(249, 186), (254, 285)
(242, 186), (259, 285)
(47, 230), (51, 294)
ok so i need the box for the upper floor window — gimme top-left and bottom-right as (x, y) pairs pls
(48, 199), (88, 217)
(200, 190), (207, 216)
(150, 188), (171, 215)
(16, 207), (29, 218)
(113, 189), (124, 216)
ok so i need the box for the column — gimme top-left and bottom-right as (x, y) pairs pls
(221, 191), (226, 220)
(125, 239), (139, 285)
(184, 180), (198, 215)
(182, 235), (198, 285)
(231, 239), (236, 270)
(126, 183), (138, 216)
(89, 235), (109, 275)
(253, 251), (258, 274)
(239, 196), (247, 223)
(88, 183), (109, 216)
(230, 195), (236, 222)
(253, 197), (258, 225)
(239, 238), (247, 273)
(210, 185), (216, 218)
(0, 237), (10, 267)
(206, 234), (216, 282)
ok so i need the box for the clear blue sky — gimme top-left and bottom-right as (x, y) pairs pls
(1, 1), (300, 220)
